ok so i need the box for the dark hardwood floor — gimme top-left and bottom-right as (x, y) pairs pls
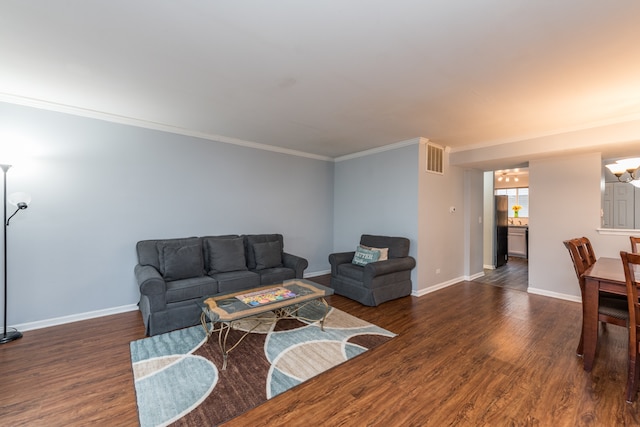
(475, 256), (529, 292)
(2, 271), (639, 426)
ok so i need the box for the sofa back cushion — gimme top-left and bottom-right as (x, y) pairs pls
(204, 236), (248, 274)
(136, 237), (200, 271)
(360, 234), (410, 259)
(157, 239), (204, 281)
(253, 240), (283, 270)
(244, 234), (284, 270)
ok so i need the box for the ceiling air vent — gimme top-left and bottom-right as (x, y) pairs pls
(426, 142), (444, 174)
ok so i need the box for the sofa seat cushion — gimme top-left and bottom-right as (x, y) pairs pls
(165, 276), (217, 304)
(157, 239), (204, 281)
(257, 267), (296, 286)
(204, 236), (248, 274)
(337, 263), (364, 281)
(211, 270), (261, 293)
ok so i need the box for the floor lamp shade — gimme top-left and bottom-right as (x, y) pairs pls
(1, 164), (29, 344)
(8, 192), (31, 208)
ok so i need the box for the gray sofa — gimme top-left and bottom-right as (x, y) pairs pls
(328, 234), (416, 306)
(135, 233), (308, 336)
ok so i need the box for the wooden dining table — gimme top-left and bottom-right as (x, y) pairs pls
(582, 256), (636, 371)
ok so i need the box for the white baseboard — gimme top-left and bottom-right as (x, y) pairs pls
(305, 269), (330, 278)
(411, 271), (485, 298)
(412, 276), (465, 297)
(466, 271), (485, 281)
(11, 271), (332, 333)
(527, 287), (581, 303)
(14, 304), (139, 332)
(410, 273), (581, 306)
(12, 273), (578, 333)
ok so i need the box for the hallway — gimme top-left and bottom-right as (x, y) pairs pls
(475, 257), (528, 292)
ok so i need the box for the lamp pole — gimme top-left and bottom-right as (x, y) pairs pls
(1, 164), (22, 344)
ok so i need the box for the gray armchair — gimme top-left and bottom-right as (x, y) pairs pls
(328, 234), (416, 306)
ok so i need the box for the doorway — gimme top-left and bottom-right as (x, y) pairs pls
(482, 170), (529, 291)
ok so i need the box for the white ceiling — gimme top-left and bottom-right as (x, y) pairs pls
(2, 1), (640, 159)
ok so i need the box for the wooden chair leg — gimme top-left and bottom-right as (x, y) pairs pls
(576, 328), (584, 356)
(626, 353), (640, 403)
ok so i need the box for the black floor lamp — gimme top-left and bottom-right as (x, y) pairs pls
(1, 164), (29, 344)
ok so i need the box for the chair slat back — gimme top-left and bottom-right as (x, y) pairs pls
(621, 251), (640, 341)
(631, 236), (640, 254)
(563, 237), (597, 291)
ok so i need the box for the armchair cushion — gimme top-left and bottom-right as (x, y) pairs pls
(253, 240), (283, 270)
(338, 263), (365, 281)
(157, 240), (204, 281)
(361, 234), (409, 258)
(361, 245), (388, 261)
(205, 236), (247, 274)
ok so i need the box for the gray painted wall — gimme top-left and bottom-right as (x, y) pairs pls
(464, 168), (485, 277)
(528, 152), (632, 299)
(419, 155), (468, 289)
(332, 140), (485, 295)
(7, 99), (628, 329)
(0, 102), (334, 327)
(333, 143), (419, 285)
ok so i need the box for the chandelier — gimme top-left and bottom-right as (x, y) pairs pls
(605, 157), (640, 188)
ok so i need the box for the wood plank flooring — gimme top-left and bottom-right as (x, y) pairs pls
(475, 256), (529, 292)
(1, 272), (639, 426)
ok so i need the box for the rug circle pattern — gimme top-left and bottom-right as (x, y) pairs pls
(130, 306), (396, 426)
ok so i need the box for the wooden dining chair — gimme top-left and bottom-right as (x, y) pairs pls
(621, 251), (640, 402)
(630, 236), (640, 253)
(563, 237), (628, 356)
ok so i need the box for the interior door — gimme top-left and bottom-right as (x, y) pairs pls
(613, 182), (635, 229)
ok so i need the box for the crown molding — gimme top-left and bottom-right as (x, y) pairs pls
(334, 137), (423, 162)
(449, 113), (640, 154)
(0, 93), (333, 162)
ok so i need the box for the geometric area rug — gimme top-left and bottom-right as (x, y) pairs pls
(130, 306), (396, 427)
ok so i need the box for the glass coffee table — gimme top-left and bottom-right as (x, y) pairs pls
(197, 278), (334, 370)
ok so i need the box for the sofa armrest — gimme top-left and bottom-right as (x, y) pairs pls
(363, 257), (416, 283)
(135, 264), (167, 296)
(328, 251), (355, 276)
(282, 252), (309, 278)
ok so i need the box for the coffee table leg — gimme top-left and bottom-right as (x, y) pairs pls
(219, 322), (232, 370)
(217, 319), (268, 370)
(200, 312), (213, 339)
(319, 298), (329, 331)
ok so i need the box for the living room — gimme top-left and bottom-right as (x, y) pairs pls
(2, 2), (640, 425)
